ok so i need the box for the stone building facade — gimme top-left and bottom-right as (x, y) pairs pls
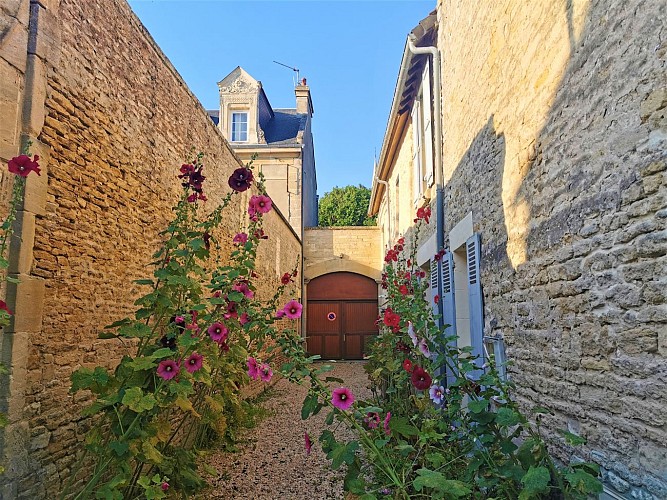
(210, 67), (318, 238)
(371, 1), (666, 497)
(0, 0), (300, 497)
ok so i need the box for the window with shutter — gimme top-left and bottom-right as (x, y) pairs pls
(441, 251), (457, 386)
(467, 233), (485, 378)
(430, 259), (440, 319)
(421, 61), (434, 187)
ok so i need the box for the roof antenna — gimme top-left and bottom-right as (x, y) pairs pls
(273, 60), (300, 87)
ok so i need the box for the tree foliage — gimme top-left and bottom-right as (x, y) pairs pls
(318, 184), (376, 227)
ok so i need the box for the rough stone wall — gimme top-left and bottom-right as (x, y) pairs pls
(0, 0), (301, 497)
(304, 226), (382, 282)
(437, 0), (666, 497)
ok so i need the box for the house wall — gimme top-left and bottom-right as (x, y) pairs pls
(436, 0), (667, 497)
(0, 0), (300, 497)
(301, 115), (318, 228)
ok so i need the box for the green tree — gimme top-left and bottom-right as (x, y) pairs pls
(318, 184), (376, 226)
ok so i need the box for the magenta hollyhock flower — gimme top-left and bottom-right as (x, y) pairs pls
(411, 367), (432, 391)
(161, 482), (169, 491)
(185, 352), (204, 373)
(187, 193), (198, 203)
(429, 384), (445, 405)
(157, 359), (180, 380)
(233, 232), (248, 245)
(283, 299), (303, 320)
(259, 363), (273, 382)
(228, 167), (254, 192)
(239, 312), (250, 325)
(249, 194), (272, 215)
(383, 412), (392, 435)
(332, 387), (355, 411)
(232, 281), (254, 298)
(304, 432), (312, 455)
(247, 357), (259, 379)
(364, 412), (380, 429)
(275, 309), (286, 319)
(174, 315), (185, 324)
(0, 300), (13, 315)
(207, 322), (228, 343)
(8, 154), (41, 177)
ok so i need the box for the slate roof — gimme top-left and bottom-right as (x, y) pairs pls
(207, 110), (219, 126)
(263, 109), (307, 145)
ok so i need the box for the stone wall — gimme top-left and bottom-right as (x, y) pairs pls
(437, 0), (666, 497)
(0, 0), (301, 497)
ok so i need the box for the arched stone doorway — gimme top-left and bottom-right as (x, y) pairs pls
(306, 272), (379, 360)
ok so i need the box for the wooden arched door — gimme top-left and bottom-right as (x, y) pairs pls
(306, 272), (379, 360)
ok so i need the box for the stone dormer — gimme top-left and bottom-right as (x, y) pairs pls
(217, 66), (273, 144)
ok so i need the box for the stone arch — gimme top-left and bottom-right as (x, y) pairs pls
(305, 260), (381, 283)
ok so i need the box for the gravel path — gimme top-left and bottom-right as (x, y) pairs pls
(201, 361), (372, 500)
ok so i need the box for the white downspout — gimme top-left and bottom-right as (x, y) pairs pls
(375, 177), (390, 242)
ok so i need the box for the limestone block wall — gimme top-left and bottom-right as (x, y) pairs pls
(0, 0), (301, 497)
(436, 0), (666, 497)
(304, 226), (382, 282)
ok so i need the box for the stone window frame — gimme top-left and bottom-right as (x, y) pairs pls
(230, 111), (249, 142)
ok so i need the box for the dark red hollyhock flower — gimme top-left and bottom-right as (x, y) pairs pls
(384, 249), (398, 263)
(253, 229), (268, 239)
(189, 168), (206, 191)
(383, 308), (400, 330)
(397, 237), (405, 245)
(411, 366), (432, 390)
(291, 269), (298, 277)
(395, 244), (403, 252)
(8, 155), (41, 177)
(396, 341), (410, 353)
(228, 167), (254, 192)
(399, 285), (409, 296)
(414, 206), (431, 224)
(434, 294), (440, 304)
(203, 231), (212, 250)
(402, 359), (413, 372)
(0, 300), (12, 315)
(281, 273), (292, 285)
(179, 164), (195, 177)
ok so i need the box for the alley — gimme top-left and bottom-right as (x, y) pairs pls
(203, 362), (371, 500)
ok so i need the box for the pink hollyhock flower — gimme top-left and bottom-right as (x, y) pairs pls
(332, 387), (355, 411)
(185, 352), (204, 373)
(157, 360), (180, 380)
(283, 299), (303, 319)
(233, 232), (248, 245)
(228, 167), (254, 192)
(161, 482), (169, 491)
(0, 300), (13, 315)
(259, 363), (273, 382)
(207, 322), (228, 343)
(304, 432), (312, 455)
(411, 367), (432, 391)
(364, 412), (380, 429)
(187, 193), (198, 203)
(429, 384), (445, 405)
(224, 301), (238, 319)
(8, 154), (41, 177)
(247, 357), (259, 380)
(232, 281), (254, 298)
(383, 412), (392, 435)
(239, 312), (250, 325)
(418, 338), (432, 359)
(174, 315), (185, 324)
(212, 290), (222, 298)
(275, 309), (286, 319)
(249, 194), (272, 214)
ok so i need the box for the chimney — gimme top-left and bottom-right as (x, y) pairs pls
(295, 78), (314, 117)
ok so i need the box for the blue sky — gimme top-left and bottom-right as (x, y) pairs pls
(128, 0), (434, 196)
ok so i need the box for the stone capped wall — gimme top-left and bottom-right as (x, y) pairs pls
(437, 0), (666, 497)
(0, 0), (301, 497)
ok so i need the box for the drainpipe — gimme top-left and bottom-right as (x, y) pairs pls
(407, 34), (445, 322)
(375, 177), (390, 243)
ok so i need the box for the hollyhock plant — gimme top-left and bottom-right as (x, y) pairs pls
(281, 272), (292, 285)
(275, 309), (286, 319)
(399, 284), (409, 296)
(232, 281), (254, 298)
(207, 322), (228, 343)
(429, 384), (445, 405)
(157, 359), (180, 381)
(283, 299), (303, 319)
(383, 412), (392, 436)
(0, 300), (13, 315)
(383, 308), (400, 331)
(161, 482), (169, 492)
(418, 338), (432, 359)
(259, 363), (273, 382)
(249, 194), (272, 215)
(411, 366), (432, 391)
(332, 387), (355, 411)
(408, 322), (418, 347)
(8, 154), (40, 177)
(185, 352), (204, 374)
(228, 166), (254, 192)
(224, 301), (238, 319)
(402, 359), (413, 372)
(304, 432), (312, 455)
(247, 357), (259, 380)
(233, 232), (248, 245)
(364, 412), (381, 429)
(239, 312), (250, 325)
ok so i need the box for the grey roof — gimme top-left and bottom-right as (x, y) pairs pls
(264, 109), (307, 145)
(207, 109), (219, 126)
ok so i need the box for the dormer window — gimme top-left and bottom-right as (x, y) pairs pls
(231, 112), (248, 142)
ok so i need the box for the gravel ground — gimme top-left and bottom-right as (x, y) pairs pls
(201, 361), (372, 500)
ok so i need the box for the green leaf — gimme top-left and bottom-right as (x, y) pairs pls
(519, 466), (551, 499)
(532, 406), (554, 415)
(188, 238), (205, 250)
(496, 408), (520, 426)
(560, 429), (587, 446)
(227, 291), (244, 303)
(412, 469), (471, 497)
(467, 399), (488, 413)
(70, 367), (110, 394)
(109, 441), (129, 457)
(565, 470), (603, 494)
(127, 357), (157, 371)
(328, 441), (358, 469)
(325, 411), (334, 425)
(133, 279), (155, 286)
(141, 441), (164, 464)
(5, 276), (20, 284)
(388, 416), (418, 438)
(301, 394), (320, 420)
(150, 348), (176, 361)
(122, 387), (156, 413)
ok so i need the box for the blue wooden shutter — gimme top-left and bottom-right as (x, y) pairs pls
(429, 258), (440, 319)
(441, 251), (457, 385)
(467, 233), (485, 373)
